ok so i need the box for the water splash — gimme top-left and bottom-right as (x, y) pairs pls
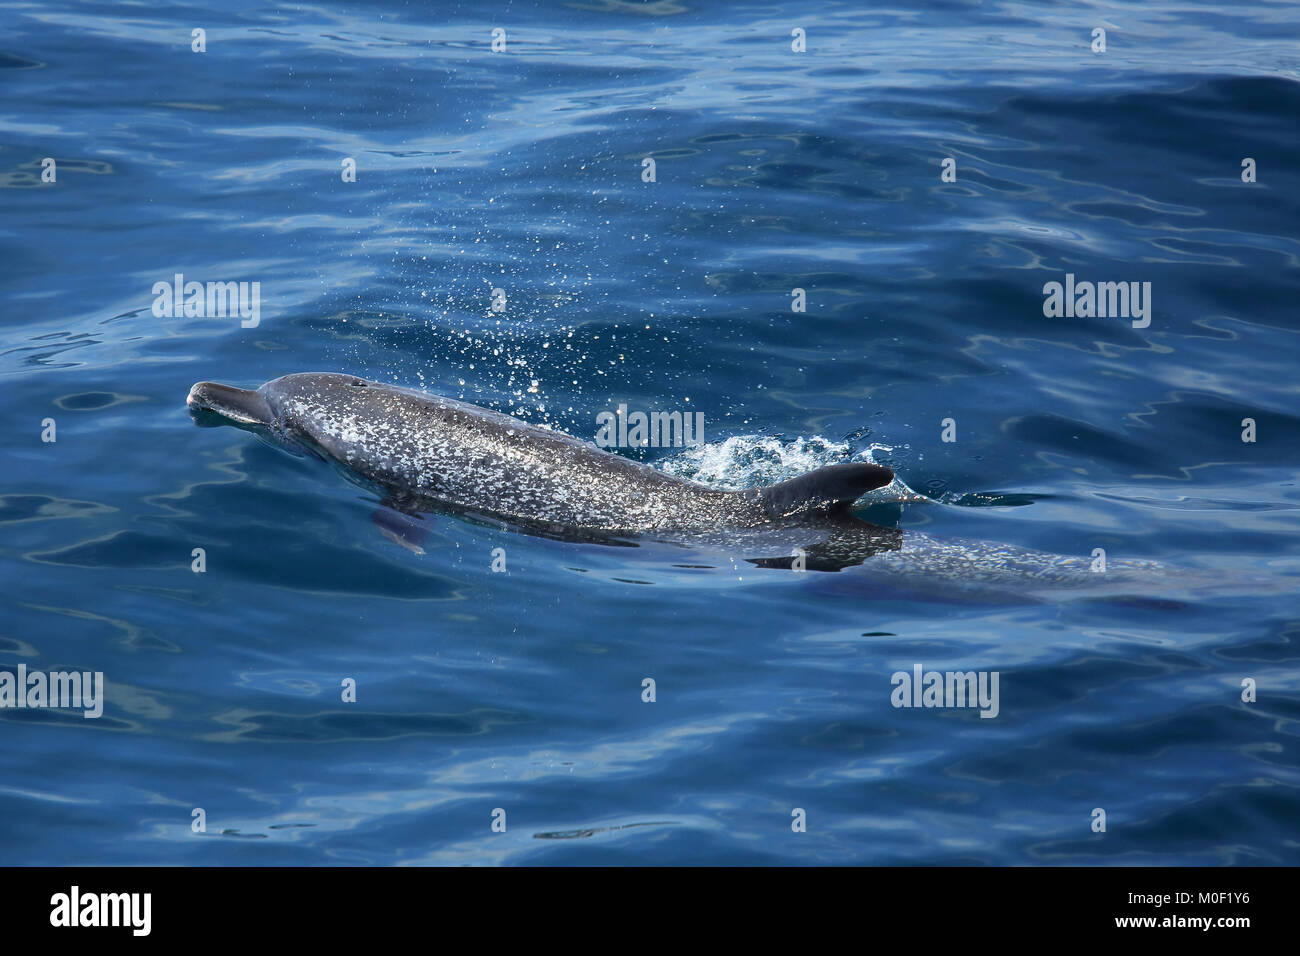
(657, 434), (929, 503)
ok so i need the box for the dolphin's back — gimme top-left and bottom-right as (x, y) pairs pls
(262, 376), (737, 531)
(256, 374), (893, 534)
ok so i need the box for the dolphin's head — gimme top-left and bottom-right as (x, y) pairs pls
(186, 380), (275, 430)
(187, 372), (387, 461)
(188, 373), (371, 426)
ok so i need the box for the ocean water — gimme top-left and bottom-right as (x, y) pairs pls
(2, 0), (1299, 865)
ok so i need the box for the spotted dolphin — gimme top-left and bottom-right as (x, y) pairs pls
(186, 373), (897, 562)
(185, 372), (1203, 591)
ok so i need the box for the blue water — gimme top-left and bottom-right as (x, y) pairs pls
(3, 0), (1299, 865)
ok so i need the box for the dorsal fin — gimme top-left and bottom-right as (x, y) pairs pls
(753, 462), (894, 519)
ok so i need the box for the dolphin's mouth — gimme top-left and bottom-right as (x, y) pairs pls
(186, 379), (323, 460)
(186, 381), (274, 429)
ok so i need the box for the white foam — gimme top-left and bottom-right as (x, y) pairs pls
(657, 434), (927, 502)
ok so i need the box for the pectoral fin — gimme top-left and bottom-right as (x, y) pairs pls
(371, 498), (432, 554)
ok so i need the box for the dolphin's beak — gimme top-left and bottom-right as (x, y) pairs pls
(187, 381), (273, 428)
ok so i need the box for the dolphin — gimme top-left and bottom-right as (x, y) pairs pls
(180, 374), (1279, 598)
(187, 373), (1204, 594)
(186, 372), (902, 568)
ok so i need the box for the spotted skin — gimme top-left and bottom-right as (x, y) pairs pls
(187, 373), (889, 537)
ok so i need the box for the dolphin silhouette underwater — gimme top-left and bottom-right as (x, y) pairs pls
(187, 372), (1165, 588)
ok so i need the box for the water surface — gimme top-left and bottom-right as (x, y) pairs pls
(2, 0), (1298, 864)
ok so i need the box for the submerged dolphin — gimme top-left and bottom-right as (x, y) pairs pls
(186, 372), (901, 568)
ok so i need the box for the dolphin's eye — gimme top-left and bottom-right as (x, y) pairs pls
(350, 379), (366, 387)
